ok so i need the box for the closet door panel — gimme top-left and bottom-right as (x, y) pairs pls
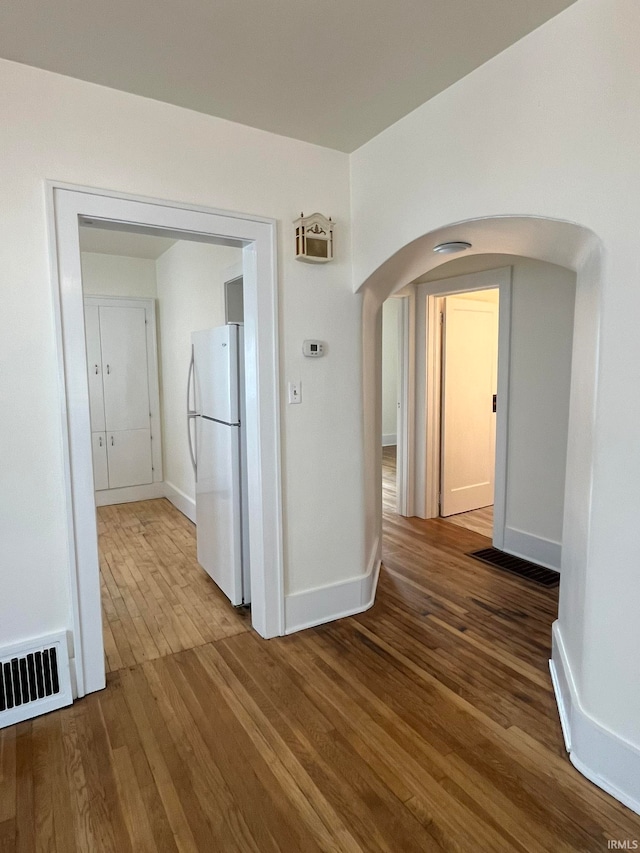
(91, 432), (109, 491)
(100, 306), (150, 431)
(84, 305), (106, 432)
(106, 429), (153, 488)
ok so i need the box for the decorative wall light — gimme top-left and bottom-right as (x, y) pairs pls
(294, 212), (334, 263)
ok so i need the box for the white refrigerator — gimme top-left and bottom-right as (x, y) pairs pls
(187, 324), (250, 606)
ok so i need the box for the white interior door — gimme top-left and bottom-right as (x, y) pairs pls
(440, 294), (498, 516)
(100, 306), (150, 431)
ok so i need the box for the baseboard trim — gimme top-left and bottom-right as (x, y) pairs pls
(503, 526), (561, 571)
(284, 538), (381, 634)
(164, 482), (196, 523)
(95, 482), (165, 506)
(550, 621), (640, 816)
(382, 434), (397, 447)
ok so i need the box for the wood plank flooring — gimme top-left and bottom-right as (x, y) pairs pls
(384, 444), (493, 538)
(2, 474), (640, 850)
(98, 500), (251, 673)
(442, 505), (493, 538)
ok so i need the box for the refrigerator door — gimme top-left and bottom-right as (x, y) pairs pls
(196, 416), (243, 605)
(192, 325), (239, 424)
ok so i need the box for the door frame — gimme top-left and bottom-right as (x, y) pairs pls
(47, 182), (284, 698)
(395, 293), (415, 516)
(415, 267), (512, 547)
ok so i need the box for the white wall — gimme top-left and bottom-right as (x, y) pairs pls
(350, 0), (640, 801)
(420, 257), (576, 568)
(0, 56), (361, 652)
(155, 241), (241, 509)
(381, 299), (399, 444)
(80, 252), (158, 298)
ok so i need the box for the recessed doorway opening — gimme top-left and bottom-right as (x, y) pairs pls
(79, 222), (253, 675)
(48, 184), (284, 699)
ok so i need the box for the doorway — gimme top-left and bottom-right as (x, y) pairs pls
(407, 266), (511, 552)
(79, 223), (253, 673)
(398, 256), (576, 571)
(49, 184), (284, 698)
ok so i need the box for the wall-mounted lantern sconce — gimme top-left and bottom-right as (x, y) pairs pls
(294, 212), (334, 263)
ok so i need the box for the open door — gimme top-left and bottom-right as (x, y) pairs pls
(440, 294), (498, 517)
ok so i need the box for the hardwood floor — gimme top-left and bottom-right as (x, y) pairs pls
(442, 505), (493, 538)
(2, 478), (640, 850)
(384, 444), (493, 538)
(98, 500), (251, 673)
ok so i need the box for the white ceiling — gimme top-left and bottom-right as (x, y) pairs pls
(1, 0), (576, 152)
(79, 226), (176, 259)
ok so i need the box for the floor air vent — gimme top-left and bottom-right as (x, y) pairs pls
(0, 632), (73, 728)
(467, 547), (560, 587)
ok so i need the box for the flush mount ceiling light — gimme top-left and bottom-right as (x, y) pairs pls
(433, 240), (472, 254)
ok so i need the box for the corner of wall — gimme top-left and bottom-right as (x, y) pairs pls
(550, 620), (640, 816)
(284, 536), (381, 634)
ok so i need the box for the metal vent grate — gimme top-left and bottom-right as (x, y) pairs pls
(0, 633), (72, 728)
(467, 547), (560, 587)
(0, 647), (60, 712)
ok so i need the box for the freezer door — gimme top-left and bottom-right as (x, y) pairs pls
(192, 325), (239, 424)
(195, 417), (244, 605)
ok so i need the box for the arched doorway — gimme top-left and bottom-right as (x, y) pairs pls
(358, 214), (615, 802)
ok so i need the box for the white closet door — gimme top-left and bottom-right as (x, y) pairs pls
(84, 305), (105, 432)
(106, 429), (153, 488)
(100, 306), (150, 431)
(91, 432), (109, 491)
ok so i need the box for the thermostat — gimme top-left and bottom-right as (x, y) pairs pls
(303, 340), (324, 357)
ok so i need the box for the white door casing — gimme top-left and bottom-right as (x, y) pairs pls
(47, 183), (284, 698)
(440, 294), (498, 516)
(395, 293), (415, 517)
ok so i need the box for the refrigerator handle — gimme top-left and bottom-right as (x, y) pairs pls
(187, 416), (197, 477)
(187, 347), (197, 476)
(187, 345), (196, 415)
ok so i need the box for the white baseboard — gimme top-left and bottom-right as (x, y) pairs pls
(95, 482), (165, 506)
(550, 621), (640, 816)
(164, 481), (196, 523)
(284, 538), (381, 634)
(503, 526), (561, 571)
(382, 434), (397, 447)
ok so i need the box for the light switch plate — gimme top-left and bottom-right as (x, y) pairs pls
(288, 381), (302, 404)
